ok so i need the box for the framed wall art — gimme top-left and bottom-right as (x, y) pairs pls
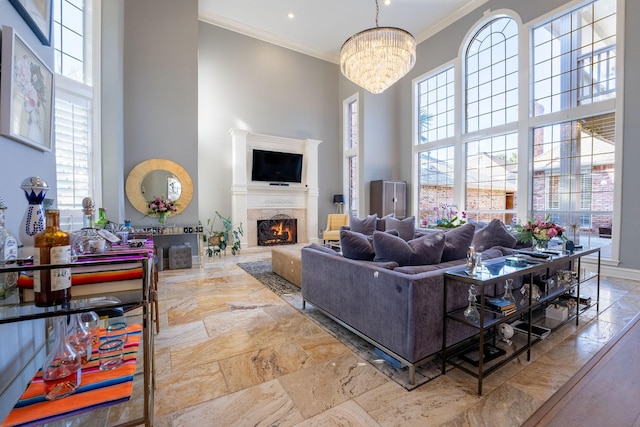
(0, 26), (54, 151)
(8, 0), (53, 46)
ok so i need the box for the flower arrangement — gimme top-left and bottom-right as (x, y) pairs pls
(514, 214), (566, 244)
(433, 203), (467, 228)
(148, 196), (178, 217)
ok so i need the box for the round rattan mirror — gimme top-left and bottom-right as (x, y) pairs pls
(125, 159), (193, 216)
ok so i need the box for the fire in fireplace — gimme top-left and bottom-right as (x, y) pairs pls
(257, 215), (297, 246)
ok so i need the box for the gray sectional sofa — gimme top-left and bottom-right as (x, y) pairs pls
(300, 218), (531, 384)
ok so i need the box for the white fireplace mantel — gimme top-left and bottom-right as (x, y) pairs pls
(229, 129), (321, 247)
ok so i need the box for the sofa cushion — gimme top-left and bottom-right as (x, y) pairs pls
(305, 242), (339, 255)
(340, 230), (375, 260)
(393, 264), (443, 274)
(350, 214), (377, 236)
(373, 230), (445, 266)
(442, 223), (476, 262)
(385, 216), (416, 241)
(472, 219), (517, 252)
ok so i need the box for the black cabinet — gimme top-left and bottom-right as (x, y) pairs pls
(370, 180), (406, 219)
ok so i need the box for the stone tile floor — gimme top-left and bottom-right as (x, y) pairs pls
(150, 246), (640, 426)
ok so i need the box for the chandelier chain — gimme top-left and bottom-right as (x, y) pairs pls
(375, 0), (379, 27)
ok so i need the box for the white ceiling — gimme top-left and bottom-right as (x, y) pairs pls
(198, 0), (489, 63)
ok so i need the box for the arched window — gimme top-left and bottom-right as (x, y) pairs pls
(464, 16), (519, 224)
(465, 17), (518, 133)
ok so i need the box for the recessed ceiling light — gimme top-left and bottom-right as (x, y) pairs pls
(384, 0), (391, 5)
(287, 12), (295, 19)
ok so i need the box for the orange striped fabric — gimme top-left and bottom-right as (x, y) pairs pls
(1, 324), (142, 427)
(17, 267), (143, 288)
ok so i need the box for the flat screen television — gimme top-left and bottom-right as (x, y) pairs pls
(251, 149), (303, 183)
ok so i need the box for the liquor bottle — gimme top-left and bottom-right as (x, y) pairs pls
(95, 207), (108, 229)
(42, 315), (81, 400)
(34, 209), (72, 307)
(0, 198), (19, 299)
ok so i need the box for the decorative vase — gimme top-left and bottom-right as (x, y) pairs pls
(19, 177), (49, 257)
(158, 212), (167, 225)
(532, 237), (549, 252)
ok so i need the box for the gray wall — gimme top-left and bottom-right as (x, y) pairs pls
(0, 2), (57, 233)
(0, 2), (50, 419)
(619, 0), (640, 270)
(122, 0), (200, 226)
(197, 22), (340, 237)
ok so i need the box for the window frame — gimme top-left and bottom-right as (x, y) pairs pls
(53, 0), (101, 230)
(411, 0), (623, 263)
(343, 93), (359, 217)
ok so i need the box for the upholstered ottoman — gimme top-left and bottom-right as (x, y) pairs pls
(271, 246), (302, 287)
(169, 244), (192, 270)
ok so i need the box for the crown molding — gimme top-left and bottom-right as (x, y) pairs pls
(198, 10), (339, 64)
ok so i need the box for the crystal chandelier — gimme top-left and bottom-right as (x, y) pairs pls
(340, 0), (416, 94)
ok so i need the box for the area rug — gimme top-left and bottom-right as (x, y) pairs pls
(237, 260), (449, 391)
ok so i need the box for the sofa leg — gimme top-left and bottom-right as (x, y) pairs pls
(302, 299), (306, 309)
(409, 365), (416, 385)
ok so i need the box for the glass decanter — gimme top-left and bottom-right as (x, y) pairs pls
(466, 245), (477, 275)
(43, 316), (82, 400)
(503, 279), (515, 304)
(68, 310), (93, 365)
(79, 301), (100, 348)
(464, 285), (480, 323)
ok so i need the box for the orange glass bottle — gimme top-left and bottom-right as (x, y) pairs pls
(34, 209), (72, 306)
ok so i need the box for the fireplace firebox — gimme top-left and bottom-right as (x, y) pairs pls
(257, 215), (297, 246)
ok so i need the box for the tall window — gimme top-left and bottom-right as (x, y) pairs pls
(463, 16), (519, 222)
(531, 0), (616, 247)
(412, 0), (619, 259)
(415, 67), (456, 225)
(344, 96), (359, 216)
(53, 0), (99, 230)
(465, 17), (518, 132)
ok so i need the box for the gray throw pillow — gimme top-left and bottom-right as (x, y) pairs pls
(350, 214), (378, 236)
(376, 213), (395, 231)
(385, 216), (416, 241)
(472, 219), (517, 252)
(340, 229), (375, 260)
(373, 230), (445, 266)
(442, 223), (476, 262)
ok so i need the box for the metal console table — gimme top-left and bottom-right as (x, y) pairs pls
(442, 246), (601, 395)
